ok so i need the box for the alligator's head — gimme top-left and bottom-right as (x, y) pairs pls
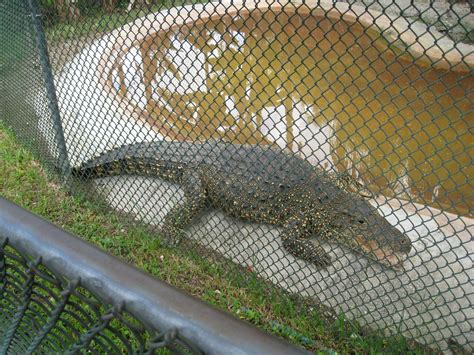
(329, 196), (412, 268)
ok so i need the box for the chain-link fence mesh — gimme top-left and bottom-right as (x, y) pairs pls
(1, 0), (472, 352)
(0, 242), (196, 354)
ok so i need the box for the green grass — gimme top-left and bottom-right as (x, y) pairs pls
(0, 124), (429, 353)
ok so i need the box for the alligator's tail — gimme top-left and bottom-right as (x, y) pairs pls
(71, 143), (188, 183)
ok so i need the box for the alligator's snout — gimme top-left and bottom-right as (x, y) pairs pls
(356, 233), (411, 269)
(360, 239), (404, 268)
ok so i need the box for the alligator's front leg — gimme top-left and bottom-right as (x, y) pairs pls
(281, 213), (332, 268)
(159, 167), (207, 247)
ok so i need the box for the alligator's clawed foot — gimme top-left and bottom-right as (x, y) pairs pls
(281, 214), (333, 268)
(282, 236), (332, 269)
(297, 242), (332, 268)
(306, 250), (332, 268)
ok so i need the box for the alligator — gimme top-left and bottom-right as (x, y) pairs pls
(72, 141), (412, 269)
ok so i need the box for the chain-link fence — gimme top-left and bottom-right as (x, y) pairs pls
(1, 0), (472, 352)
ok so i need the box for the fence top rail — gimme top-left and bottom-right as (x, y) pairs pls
(0, 197), (308, 355)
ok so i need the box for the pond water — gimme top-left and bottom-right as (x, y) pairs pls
(112, 9), (473, 217)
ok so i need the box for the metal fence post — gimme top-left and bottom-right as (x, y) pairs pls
(24, 0), (70, 179)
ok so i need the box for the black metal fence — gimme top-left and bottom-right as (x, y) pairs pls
(0, 197), (305, 354)
(1, 0), (472, 352)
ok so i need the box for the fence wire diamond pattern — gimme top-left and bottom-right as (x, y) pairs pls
(1, 0), (472, 352)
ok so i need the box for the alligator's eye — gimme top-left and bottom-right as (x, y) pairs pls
(358, 219), (365, 224)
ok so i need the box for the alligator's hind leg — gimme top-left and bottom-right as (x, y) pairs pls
(159, 167), (207, 247)
(281, 214), (332, 268)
